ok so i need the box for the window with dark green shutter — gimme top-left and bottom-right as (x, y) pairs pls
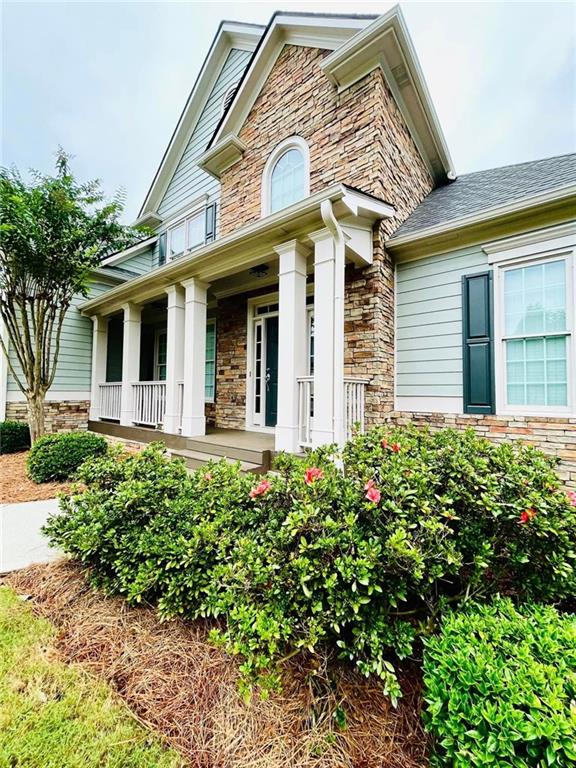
(462, 271), (495, 414)
(205, 203), (217, 243)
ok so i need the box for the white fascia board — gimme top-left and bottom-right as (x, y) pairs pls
(100, 235), (158, 267)
(137, 22), (262, 218)
(210, 14), (372, 150)
(79, 184), (395, 316)
(320, 6), (454, 183)
(387, 184), (576, 250)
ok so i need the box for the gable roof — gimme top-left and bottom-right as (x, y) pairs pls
(207, 6), (454, 184)
(136, 20), (264, 220)
(389, 153), (576, 243)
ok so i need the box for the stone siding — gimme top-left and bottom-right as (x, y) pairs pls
(388, 411), (576, 488)
(6, 400), (90, 433)
(213, 294), (248, 430)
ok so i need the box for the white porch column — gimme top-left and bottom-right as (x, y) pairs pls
(310, 228), (346, 448)
(120, 302), (142, 426)
(274, 240), (308, 453)
(163, 285), (185, 434)
(89, 315), (109, 421)
(181, 278), (209, 437)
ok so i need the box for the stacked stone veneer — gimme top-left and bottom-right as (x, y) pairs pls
(6, 400), (90, 432)
(388, 411), (576, 489)
(213, 44), (433, 430)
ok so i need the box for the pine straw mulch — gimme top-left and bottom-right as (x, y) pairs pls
(6, 560), (429, 768)
(0, 451), (72, 504)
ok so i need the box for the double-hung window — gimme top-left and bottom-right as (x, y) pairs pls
(498, 250), (574, 413)
(168, 209), (206, 260)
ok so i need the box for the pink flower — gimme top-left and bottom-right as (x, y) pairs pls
(364, 479), (381, 504)
(519, 508), (537, 524)
(304, 467), (324, 485)
(567, 490), (576, 507)
(381, 438), (389, 450)
(391, 443), (401, 453)
(249, 479), (271, 499)
(203, 472), (213, 482)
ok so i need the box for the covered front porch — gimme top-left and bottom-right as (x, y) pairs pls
(83, 185), (394, 454)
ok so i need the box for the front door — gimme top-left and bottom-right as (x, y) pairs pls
(264, 316), (278, 427)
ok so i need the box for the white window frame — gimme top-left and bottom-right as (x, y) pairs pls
(487, 225), (576, 418)
(205, 319), (216, 404)
(167, 205), (206, 261)
(261, 136), (310, 217)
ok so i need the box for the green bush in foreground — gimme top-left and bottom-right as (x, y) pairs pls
(0, 420), (30, 454)
(44, 427), (576, 701)
(423, 599), (576, 768)
(27, 431), (107, 483)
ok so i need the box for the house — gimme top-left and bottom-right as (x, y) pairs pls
(2, 7), (575, 484)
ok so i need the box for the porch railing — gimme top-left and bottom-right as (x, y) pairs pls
(177, 380), (184, 432)
(98, 383), (121, 421)
(297, 376), (369, 449)
(132, 381), (166, 427)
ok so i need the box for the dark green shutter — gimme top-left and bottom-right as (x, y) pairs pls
(158, 232), (167, 266)
(462, 271), (495, 414)
(205, 203), (217, 243)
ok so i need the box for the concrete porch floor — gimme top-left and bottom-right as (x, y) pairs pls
(199, 427), (275, 452)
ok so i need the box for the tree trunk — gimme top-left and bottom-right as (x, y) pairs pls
(27, 393), (46, 443)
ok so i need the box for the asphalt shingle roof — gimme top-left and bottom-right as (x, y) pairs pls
(392, 153), (576, 239)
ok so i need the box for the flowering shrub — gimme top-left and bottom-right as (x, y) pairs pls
(44, 427), (576, 701)
(423, 599), (576, 767)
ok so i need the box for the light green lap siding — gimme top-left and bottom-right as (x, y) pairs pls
(7, 279), (117, 394)
(395, 246), (488, 398)
(119, 249), (153, 275)
(157, 48), (252, 223)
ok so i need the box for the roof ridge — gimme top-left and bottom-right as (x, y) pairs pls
(455, 152), (576, 180)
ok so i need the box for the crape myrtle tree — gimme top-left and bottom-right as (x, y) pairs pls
(0, 150), (142, 441)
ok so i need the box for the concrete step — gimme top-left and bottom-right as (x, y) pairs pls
(170, 448), (266, 475)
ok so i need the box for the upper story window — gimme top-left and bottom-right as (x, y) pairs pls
(261, 136), (310, 216)
(159, 203), (217, 265)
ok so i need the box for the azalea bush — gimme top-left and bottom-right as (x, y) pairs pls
(44, 427), (576, 701)
(423, 599), (576, 767)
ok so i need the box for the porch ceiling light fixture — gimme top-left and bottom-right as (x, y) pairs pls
(249, 264), (270, 279)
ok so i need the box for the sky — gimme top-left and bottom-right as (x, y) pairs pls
(2, 1), (575, 222)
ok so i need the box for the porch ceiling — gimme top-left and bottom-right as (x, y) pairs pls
(81, 184), (394, 316)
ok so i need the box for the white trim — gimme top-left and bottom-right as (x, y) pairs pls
(197, 134), (247, 179)
(395, 396), (464, 414)
(154, 328), (168, 382)
(6, 390), (91, 403)
(483, 221), (576, 261)
(492, 246), (575, 418)
(157, 194), (209, 232)
(261, 136), (310, 217)
(246, 293), (279, 433)
(205, 318), (216, 404)
(387, 184), (576, 249)
(167, 202), (207, 261)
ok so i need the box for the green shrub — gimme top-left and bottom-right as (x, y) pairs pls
(43, 428), (576, 701)
(0, 420), (30, 454)
(422, 599), (576, 767)
(27, 431), (108, 483)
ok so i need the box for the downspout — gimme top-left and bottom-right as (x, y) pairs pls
(320, 199), (346, 448)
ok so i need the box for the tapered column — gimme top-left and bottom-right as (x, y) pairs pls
(120, 302), (142, 426)
(274, 240), (308, 453)
(310, 228), (346, 448)
(89, 315), (109, 420)
(163, 286), (185, 434)
(181, 278), (209, 437)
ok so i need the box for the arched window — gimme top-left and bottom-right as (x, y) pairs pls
(262, 137), (309, 216)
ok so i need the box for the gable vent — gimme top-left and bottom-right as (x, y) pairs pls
(222, 84), (238, 116)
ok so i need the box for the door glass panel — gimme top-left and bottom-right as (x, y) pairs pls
(156, 332), (167, 381)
